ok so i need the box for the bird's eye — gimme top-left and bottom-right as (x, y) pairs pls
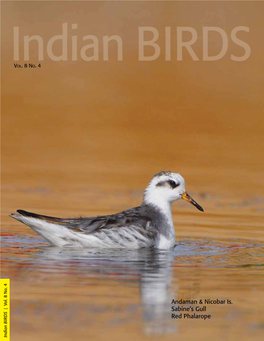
(168, 180), (179, 189)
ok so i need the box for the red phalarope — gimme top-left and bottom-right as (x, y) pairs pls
(10, 171), (204, 250)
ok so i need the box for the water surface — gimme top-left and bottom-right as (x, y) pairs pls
(1, 222), (264, 341)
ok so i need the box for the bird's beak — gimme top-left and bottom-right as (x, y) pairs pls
(181, 192), (204, 212)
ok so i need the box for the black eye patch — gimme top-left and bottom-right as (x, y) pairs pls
(156, 180), (180, 188)
(168, 180), (179, 189)
(156, 181), (166, 187)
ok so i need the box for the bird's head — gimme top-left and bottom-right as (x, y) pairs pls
(143, 171), (204, 212)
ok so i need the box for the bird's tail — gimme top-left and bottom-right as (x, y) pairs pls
(10, 210), (83, 246)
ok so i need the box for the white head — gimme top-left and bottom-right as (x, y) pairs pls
(143, 171), (204, 212)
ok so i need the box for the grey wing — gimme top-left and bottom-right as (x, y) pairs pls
(66, 206), (156, 237)
(77, 207), (158, 248)
(16, 207), (157, 237)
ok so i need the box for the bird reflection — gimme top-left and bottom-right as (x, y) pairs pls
(140, 250), (177, 335)
(35, 247), (178, 336)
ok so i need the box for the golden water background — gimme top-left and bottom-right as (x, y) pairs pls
(1, 1), (264, 341)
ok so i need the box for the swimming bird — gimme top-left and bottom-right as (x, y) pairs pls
(10, 171), (204, 249)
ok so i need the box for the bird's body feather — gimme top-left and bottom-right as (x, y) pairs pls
(10, 171), (204, 249)
(11, 205), (164, 248)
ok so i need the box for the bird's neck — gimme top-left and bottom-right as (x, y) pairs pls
(143, 193), (174, 227)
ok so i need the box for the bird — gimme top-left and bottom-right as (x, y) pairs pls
(10, 171), (204, 250)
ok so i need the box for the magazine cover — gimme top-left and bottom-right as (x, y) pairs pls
(1, 1), (264, 340)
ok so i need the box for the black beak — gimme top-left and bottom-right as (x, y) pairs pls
(181, 192), (204, 212)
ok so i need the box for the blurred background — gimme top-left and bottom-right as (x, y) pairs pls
(2, 1), (264, 198)
(1, 1), (264, 341)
